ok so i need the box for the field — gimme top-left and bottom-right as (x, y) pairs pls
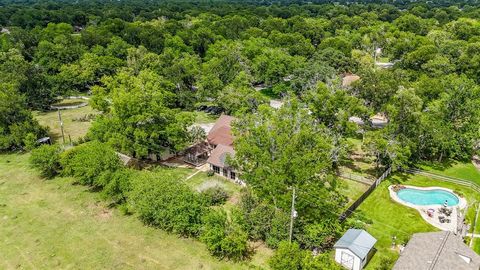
(33, 104), (98, 143)
(357, 168), (480, 269)
(338, 178), (369, 205)
(0, 154), (271, 269)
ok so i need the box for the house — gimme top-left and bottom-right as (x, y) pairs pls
(207, 114), (235, 147)
(334, 229), (377, 270)
(204, 115), (244, 184)
(393, 231), (480, 270)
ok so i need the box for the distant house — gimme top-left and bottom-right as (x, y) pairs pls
(342, 74), (360, 88)
(393, 231), (480, 270)
(207, 114), (235, 147)
(1, 27), (10, 34)
(334, 229), (377, 270)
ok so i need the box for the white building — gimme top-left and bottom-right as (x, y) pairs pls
(334, 229), (377, 270)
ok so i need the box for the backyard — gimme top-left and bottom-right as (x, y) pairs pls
(0, 154), (271, 269)
(354, 163), (480, 269)
(33, 102), (98, 143)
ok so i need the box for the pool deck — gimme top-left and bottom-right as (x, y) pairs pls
(389, 185), (467, 232)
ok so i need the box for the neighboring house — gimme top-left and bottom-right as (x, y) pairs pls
(1, 27), (10, 34)
(334, 229), (377, 270)
(342, 73), (360, 88)
(393, 231), (480, 270)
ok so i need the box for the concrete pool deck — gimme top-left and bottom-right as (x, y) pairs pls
(389, 185), (467, 232)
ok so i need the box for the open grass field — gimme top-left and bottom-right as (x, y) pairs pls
(0, 154), (271, 269)
(33, 105), (98, 143)
(357, 170), (480, 269)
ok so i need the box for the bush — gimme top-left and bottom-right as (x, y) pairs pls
(100, 168), (134, 203)
(201, 209), (250, 261)
(129, 173), (206, 237)
(375, 256), (396, 270)
(269, 241), (304, 270)
(207, 170), (214, 177)
(201, 186), (229, 206)
(29, 144), (62, 179)
(60, 141), (121, 187)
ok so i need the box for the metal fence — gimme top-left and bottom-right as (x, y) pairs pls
(339, 167), (392, 222)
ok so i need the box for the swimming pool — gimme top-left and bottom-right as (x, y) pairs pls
(396, 188), (459, 206)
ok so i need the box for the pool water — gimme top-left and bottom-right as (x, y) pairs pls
(396, 188), (459, 206)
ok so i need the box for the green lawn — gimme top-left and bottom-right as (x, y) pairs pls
(418, 161), (480, 186)
(474, 238), (480, 254)
(193, 111), (218, 124)
(338, 178), (369, 205)
(357, 171), (480, 270)
(0, 154), (271, 269)
(33, 105), (98, 143)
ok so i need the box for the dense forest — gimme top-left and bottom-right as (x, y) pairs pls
(2, 0), (480, 269)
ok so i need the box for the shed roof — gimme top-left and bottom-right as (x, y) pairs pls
(207, 114), (235, 146)
(334, 229), (377, 260)
(206, 144), (235, 168)
(393, 231), (480, 270)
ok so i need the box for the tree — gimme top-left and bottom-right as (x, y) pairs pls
(89, 69), (194, 158)
(200, 209), (250, 261)
(269, 241), (304, 270)
(232, 98), (344, 226)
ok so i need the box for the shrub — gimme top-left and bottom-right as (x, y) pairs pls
(129, 173), (206, 237)
(201, 186), (229, 206)
(60, 141), (121, 187)
(207, 170), (214, 177)
(29, 144), (62, 179)
(100, 168), (135, 203)
(375, 256), (396, 270)
(201, 209), (250, 261)
(269, 241), (304, 270)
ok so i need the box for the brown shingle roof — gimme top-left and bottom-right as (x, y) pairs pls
(342, 74), (360, 87)
(207, 144), (235, 168)
(207, 115), (236, 146)
(393, 231), (480, 270)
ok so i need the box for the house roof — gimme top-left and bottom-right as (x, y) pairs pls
(207, 115), (235, 146)
(342, 74), (360, 87)
(207, 144), (235, 168)
(393, 231), (480, 270)
(334, 229), (377, 260)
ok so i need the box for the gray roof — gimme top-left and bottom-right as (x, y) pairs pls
(334, 229), (377, 260)
(393, 231), (480, 270)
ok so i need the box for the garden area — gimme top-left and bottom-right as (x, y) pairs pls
(0, 153), (271, 269)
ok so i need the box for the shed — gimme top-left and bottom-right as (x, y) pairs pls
(334, 229), (377, 270)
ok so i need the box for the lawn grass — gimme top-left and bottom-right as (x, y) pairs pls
(474, 238), (480, 254)
(418, 161), (480, 186)
(193, 111), (218, 124)
(357, 170), (480, 269)
(0, 154), (271, 269)
(337, 178), (369, 204)
(33, 105), (98, 143)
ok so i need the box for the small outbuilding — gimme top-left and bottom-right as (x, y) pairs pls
(334, 229), (377, 270)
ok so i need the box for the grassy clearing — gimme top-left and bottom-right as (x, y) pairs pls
(0, 154), (271, 269)
(474, 238), (480, 253)
(337, 178), (369, 205)
(33, 105), (98, 143)
(194, 111), (218, 124)
(342, 138), (380, 180)
(357, 171), (480, 269)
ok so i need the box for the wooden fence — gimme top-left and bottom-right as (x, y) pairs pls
(339, 166), (392, 222)
(405, 168), (480, 193)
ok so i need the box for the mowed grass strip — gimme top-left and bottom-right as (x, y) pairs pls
(0, 154), (270, 270)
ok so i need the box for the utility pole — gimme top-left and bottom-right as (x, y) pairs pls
(58, 109), (65, 145)
(289, 186), (296, 243)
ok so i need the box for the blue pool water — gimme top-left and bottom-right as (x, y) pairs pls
(397, 188), (459, 206)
